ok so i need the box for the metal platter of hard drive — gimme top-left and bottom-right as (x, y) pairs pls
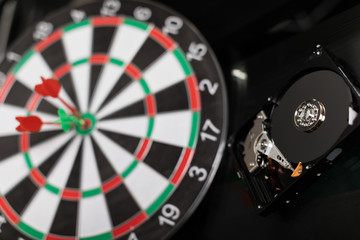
(271, 70), (352, 164)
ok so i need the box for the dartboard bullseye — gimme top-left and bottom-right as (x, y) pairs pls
(0, 1), (227, 239)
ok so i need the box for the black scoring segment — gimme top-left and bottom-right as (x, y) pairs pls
(144, 142), (183, 179)
(92, 27), (116, 53)
(90, 137), (117, 182)
(0, 135), (20, 161)
(99, 129), (140, 154)
(131, 37), (165, 71)
(98, 74), (132, 112)
(65, 141), (83, 189)
(30, 131), (64, 147)
(89, 65), (103, 104)
(38, 141), (70, 177)
(59, 73), (80, 110)
(105, 184), (141, 227)
(50, 200), (78, 236)
(101, 100), (145, 120)
(155, 81), (189, 113)
(41, 40), (67, 71)
(5, 177), (38, 215)
(4, 81), (32, 107)
(37, 98), (59, 116)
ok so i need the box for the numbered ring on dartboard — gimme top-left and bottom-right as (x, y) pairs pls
(0, 0), (227, 240)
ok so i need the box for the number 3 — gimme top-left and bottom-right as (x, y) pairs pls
(188, 166), (207, 182)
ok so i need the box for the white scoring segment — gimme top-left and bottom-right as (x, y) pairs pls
(97, 115), (148, 139)
(0, 104), (26, 137)
(15, 51), (76, 112)
(89, 63), (125, 114)
(96, 81), (145, 120)
(62, 25), (93, 62)
(0, 153), (29, 195)
(109, 24), (150, 63)
(92, 130), (134, 174)
(71, 63), (91, 112)
(80, 136), (101, 190)
(151, 110), (193, 148)
(16, 52), (53, 89)
(143, 51), (186, 94)
(28, 131), (75, 168)
(46, 136), (82, 189)
(21, 188), (61, 233)
(78, 195), (112, 238)
(124, 162), (168, 210)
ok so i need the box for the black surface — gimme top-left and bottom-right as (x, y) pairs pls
(50, 200), (78, 236)
(105, 185), (142, 227)
(173, 2), (360, 240)
(41, 40), (67, 70)
(4, 81), (32, 107)
(5, 177), (38, 215)
(0, 135), (19, 161)
(91, 137), (118, 182)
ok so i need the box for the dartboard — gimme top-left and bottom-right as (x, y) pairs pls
(0, 0), (227, 239)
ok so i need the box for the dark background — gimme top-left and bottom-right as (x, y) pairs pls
(163, 1), (360, 239)
(4, 0), (360, 239)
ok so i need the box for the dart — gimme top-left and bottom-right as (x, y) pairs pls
(15, 116), (44, 132)
(15, 115), (60, 132)
(57, 108), (88, 132)
(15, 108), (90, 133)
(35, 77), (80, 116)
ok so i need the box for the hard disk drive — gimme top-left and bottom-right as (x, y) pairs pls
(229, 45), (360, 213)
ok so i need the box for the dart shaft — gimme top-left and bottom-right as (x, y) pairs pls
(58, 97), (80, 116)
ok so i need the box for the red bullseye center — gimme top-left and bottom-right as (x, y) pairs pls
(82, 118), (92, 130)
(75, 113), (97, 135)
